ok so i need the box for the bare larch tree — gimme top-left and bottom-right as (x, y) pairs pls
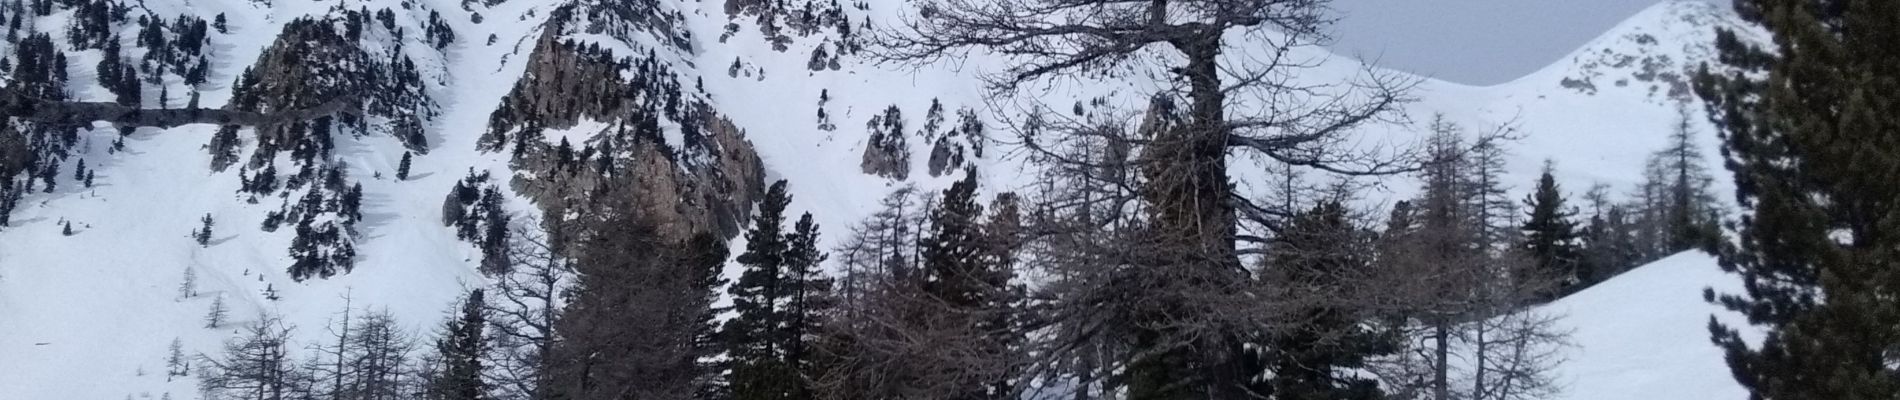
(879, 0), (1420, 399)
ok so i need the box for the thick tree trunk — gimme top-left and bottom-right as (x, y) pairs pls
(1127, 27), (1247, 400)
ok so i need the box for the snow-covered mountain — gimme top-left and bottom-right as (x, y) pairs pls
(0, 0), (1749, 398)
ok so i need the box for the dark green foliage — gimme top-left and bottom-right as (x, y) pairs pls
(40, 162), (56, 193)
(397, 151), (413, 180)
(341, 183), (364, 222)
(426, 289), (487, 400)
(686, 233), (735, 400)
(541, 209), (721, 400)
(724, 180), (833, 400)
(1520, 169), (1583, 296)
(1695, 0), (1900, 397)
(196, 213), (214, 247)
(285, 181), (358, 281)
(916, 169), (1015, 400)
(0, 182), (20, 227)
(1251, 202), (1391, 400)
(478, 185), (508, 274)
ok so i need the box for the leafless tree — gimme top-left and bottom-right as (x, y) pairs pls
(352, 310), (420, 400)
(813, 186), (1027, 400)
(1366, 121), (1569, 400)
(873, 0), (1440, 396)
(199, 314), (305, 400)
(484, 218), (574, 399)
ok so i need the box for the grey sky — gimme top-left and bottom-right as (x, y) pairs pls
(1325, 0), (1720, 86)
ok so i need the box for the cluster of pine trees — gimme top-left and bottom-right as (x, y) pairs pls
(443, 169), (510, 274)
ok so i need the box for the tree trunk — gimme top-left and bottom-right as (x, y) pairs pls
(1433, 319), (1450, 400)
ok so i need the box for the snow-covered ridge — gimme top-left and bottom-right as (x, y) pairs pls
(1529, 0), (1740, 101)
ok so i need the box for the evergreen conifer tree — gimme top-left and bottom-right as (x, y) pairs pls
(426, 289), (486, 400)
(724, 180), (799, 400)
(1696, 0), (1900, 397)
(1252, 201), (1389, 400)
(916, 169), (1020, 399)
(397, 151), (413, 180)
(1520, 167), (1582, 295)
(196, 213), (214, 247)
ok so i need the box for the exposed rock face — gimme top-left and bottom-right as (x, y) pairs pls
(504, 115), (762, 242)
(481, 28), (640, 145)
(231, 13), (440, 155)
(484, 23), (764, 243)
(1555, 1), (1737, 102)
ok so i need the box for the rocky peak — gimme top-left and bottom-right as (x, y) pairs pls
(1553, 1), (1741, 102)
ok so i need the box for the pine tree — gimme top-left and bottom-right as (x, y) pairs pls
(196, 213), (214, 247)
(204, 295), (227, 328)
(83, 170), (93, 188)
(72, 158), (85, 181)
(686, 232), (736, 400)
(916, 169), (1020, 399)
(1252, 201), (1389, 400)
(40, 162), (56, 193)
(780, 211), (830, 393)
(426, 289), (486, 400)
(724, 180), (799, 400)
(61, 220), (72, 236)
(396, 151), (413, 180)
(213, 13), (227, 34)
(1520, 166), (1582, 296)
(342, 183), (364, 222)
(1695, 0), (1900, 397)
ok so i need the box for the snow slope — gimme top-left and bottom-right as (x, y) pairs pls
(1546, 252), (1754, 400)
(0, 0), (1756, 398)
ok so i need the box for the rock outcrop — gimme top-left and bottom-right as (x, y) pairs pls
(484, 23), (764, 243)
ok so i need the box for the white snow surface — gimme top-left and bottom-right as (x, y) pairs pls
(0, 0), (1762, 398)
(1544, 251), (1756, 400)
